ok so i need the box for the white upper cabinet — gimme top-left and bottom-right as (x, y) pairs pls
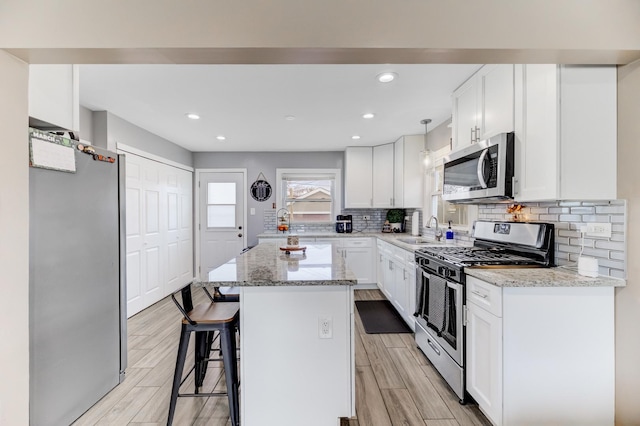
(29, 65), (80, 133)
(452, 64), (514, 151)
(344, 146), (373, 208)
(452, 76), (479, 150)
(477, 64), (515, 141)
(513, 65), (617, 201)
(346, 136), (423, 209)
(394, 135), (424, 209)
(372, 143), (395, 208)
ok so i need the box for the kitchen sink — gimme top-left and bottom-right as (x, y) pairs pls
(396, 237), (441, 245)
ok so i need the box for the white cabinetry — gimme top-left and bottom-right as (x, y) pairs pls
(372, 143), (395, 208)
(513, 65), (617, 201)
(452, 64), (514, 151)
(394, 135), (424, 209)
(339, 238), (375, 284)
(344, 147), (373, 208)
(29, 64), (79, 132)
(465, 275), (615, 426)
(466, 277), (503, 425)
(376, 239), (416, 330)
(346, 137), (424, 208)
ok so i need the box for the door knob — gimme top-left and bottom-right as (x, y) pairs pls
(238, 233), (243, 237)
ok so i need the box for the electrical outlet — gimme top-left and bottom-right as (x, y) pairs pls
(318, 316), (332, 339)
(362, 215), (370, 221)
(585, 222), (612, 238)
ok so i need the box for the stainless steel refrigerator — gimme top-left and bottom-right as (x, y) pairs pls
(29, 130), (127, 426)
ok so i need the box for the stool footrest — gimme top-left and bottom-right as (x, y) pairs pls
(178, 392), (228, 397)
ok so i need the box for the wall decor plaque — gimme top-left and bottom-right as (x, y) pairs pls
(250, 172), (272, 202)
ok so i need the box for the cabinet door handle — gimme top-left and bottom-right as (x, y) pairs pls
(475, 126), (481, 142)
(390, 197), (393, 206)
(403, 269), (407, 280)
(471, 289), (488, 299)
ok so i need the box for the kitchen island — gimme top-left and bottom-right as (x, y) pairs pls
(199, 241), (357, 426)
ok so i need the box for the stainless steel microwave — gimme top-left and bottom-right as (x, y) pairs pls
(442, 132), (514, 203)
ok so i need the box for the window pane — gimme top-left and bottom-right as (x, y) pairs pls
(283, 178), (333, 222)
(208, 182), (236, 204)
(432, 194), (468, 226)
(207, 205), (236, 228)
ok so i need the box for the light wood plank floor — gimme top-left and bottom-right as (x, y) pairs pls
(73, 289), (490, 426)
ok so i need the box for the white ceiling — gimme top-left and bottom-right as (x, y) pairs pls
(79, 64), (481, 152)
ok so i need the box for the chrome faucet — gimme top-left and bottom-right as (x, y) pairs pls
(427, 216), (443, 241)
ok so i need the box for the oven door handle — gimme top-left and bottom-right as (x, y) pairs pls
(446, 281), (462, 291)
(477, 148), (489, 189)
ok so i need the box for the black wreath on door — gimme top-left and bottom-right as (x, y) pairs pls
(250, 172), (272, 201)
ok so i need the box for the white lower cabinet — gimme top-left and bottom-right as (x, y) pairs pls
(376, 240), (416, 330)
(340, 238), (375, 284)
(466, 295), (502, 424)
(465, 275), (615, 426)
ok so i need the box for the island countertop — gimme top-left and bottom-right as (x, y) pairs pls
(199, 241), (357, 286)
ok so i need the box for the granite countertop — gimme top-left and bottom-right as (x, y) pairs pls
(465, 266), (626, 288)
(257, 231), (469, 252)
(197, 241), (357, 287)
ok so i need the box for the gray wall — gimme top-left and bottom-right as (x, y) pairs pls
(91, 111), (194, 166)
(79, 105), (93, 143)
(194, 151), (344, 246)
(427, 117), (452, 151)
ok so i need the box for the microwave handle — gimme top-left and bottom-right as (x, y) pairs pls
(476, 148), (489, 189)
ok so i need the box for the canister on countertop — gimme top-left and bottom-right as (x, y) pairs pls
(411, 211), (420, 236)
(287, 234), (299, 247)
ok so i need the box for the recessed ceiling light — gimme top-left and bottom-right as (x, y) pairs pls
(285, 115), (296, 121)
(216, 135), (226, 141)
(376, 72), (397, 83)
(185, 113), (200, 120)
(362, 113), (375, 119)
(352, 135), (361, 140)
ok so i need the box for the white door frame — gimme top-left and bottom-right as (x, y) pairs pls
(195, 168), (248, 279)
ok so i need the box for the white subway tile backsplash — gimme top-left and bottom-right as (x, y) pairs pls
(559, 214), (583, 222)
(548, 207), (570, 214)
(570, 207), (596, 214)
(478, 199), (626, 278)
(596, 205), (626, 214)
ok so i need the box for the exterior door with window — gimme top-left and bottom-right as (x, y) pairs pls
(199, 171), (245, 279)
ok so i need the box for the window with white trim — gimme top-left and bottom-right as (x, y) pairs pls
(276, 169), (342, 223)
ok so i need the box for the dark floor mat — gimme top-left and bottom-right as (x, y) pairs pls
(355, 300), (412, 334)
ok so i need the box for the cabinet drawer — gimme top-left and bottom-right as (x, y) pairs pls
(342, 238), (372, 248)
(466, 276), (502, 317)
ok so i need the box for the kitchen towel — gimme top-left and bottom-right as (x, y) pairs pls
(411, 211), (420, 236)
(426, 275), (447, 335)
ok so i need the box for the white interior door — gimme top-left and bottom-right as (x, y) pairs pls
(125, 155), (163, 316)
(199, 171), (246, 279)
(166, 167), (193, 293)
(124, 150), (194, 318)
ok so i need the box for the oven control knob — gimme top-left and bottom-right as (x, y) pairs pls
(438, 266), (451, 277)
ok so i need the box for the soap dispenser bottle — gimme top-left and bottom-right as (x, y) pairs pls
(446, 221), (454, 240)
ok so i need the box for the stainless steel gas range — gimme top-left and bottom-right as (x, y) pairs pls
(413, 221), (555, 403)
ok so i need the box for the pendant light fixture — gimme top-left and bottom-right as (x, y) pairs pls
(420, 118), (432, 167)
